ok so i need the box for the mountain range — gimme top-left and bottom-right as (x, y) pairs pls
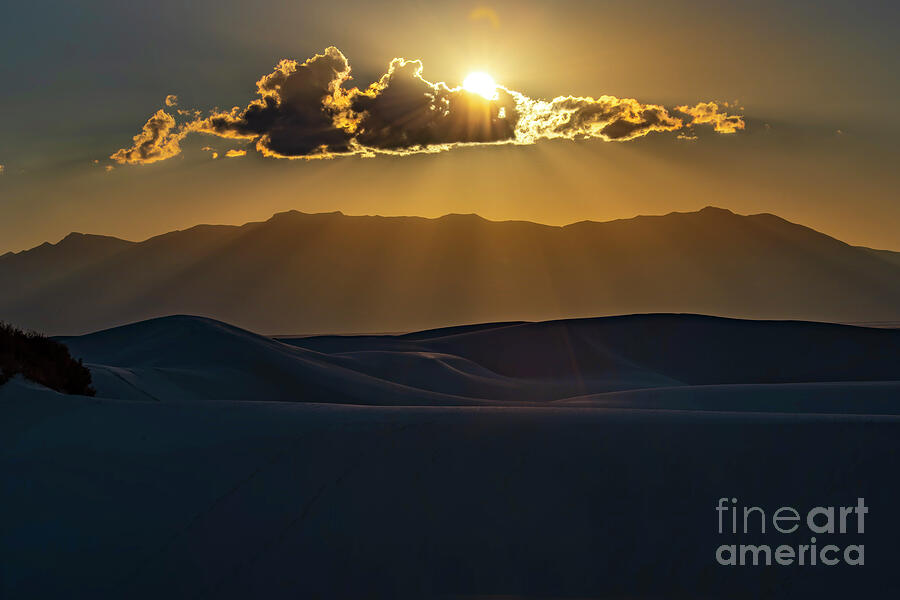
(2, 206), (898, 335)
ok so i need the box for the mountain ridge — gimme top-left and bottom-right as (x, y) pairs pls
(2, 206), (898, 335)
(5, 206), (899, 255)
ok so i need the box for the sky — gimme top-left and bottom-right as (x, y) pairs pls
(1, 0), (899, 252)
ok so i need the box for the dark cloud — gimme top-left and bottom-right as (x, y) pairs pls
(193, 47), (354, 159)
(112, 47), (745, 164)
(349, 58), (519, 152)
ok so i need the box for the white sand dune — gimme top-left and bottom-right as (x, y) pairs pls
(63, 316), (481, 405)
(2, 314), (899, 599)
(57, 313), (900, 406)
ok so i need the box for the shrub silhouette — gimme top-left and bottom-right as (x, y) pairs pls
(0, 322), (95, 396)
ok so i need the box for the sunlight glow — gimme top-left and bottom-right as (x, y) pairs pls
(463, 71), (498, 100)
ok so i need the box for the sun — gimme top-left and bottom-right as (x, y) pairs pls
(463, 71), (498, 100)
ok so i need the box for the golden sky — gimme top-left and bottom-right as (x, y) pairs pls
(1, 0), (898, 252)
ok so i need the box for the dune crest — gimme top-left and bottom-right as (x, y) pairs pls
(52, 313), (900, 410)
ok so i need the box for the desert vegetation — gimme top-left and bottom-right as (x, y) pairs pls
(0, 322), (95, 395)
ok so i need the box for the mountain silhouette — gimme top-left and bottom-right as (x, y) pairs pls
(1, 206), (898, 334)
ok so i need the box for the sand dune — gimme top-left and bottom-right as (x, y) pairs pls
(2, 313), (899, 599)
(53, 313), (900, 407)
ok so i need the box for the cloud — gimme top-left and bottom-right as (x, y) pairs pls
(347, 58), (519, 154)
(191, 47), (355, 159)
(225, 149), (246, 158)
(165, 94), (179, 107)
(675, 102), (745, 134)
(112, 47), (745, 164)
(110, 109), (186, 165)
(513, 95), (686, 143)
